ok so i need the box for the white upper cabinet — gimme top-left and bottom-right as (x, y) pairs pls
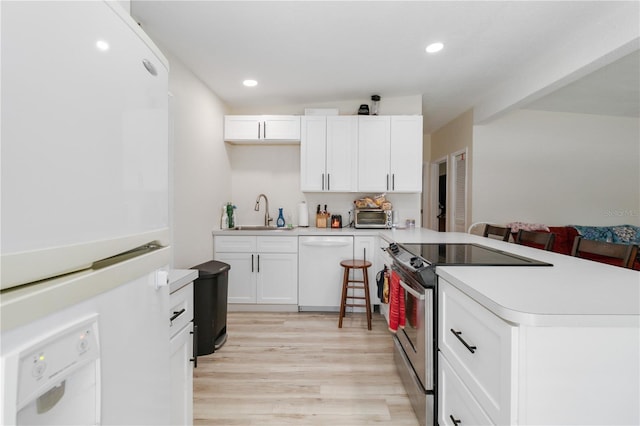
(390, 116), (423, 192)
(357, 116), (422, 193)
(224, 115), (300, 143)
(357, 116), (391, 192)
(300, 116), (357, 192)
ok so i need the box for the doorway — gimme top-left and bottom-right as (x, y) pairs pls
(430, 157), (447, 231)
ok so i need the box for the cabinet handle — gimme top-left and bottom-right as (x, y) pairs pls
(251, 254), (254, 272)
(322, 173), (325, 190)
(392, 174), (395, 190)
(190, 323), (198, 368)
(386, 174), (390, 191)
(257, 254), (260, 273)
(450, 328), (477, 353)
(263, 121), (267, 138)
(257, 122), (261, 139)
(327, 173), (330, 191)
(449, 415), (461, 425)
(170, 308), (185, 323)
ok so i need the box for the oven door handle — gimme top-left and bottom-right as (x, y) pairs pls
(399, 279), (425, 300)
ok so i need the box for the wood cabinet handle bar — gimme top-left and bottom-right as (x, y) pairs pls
(170, 308), (185, 322)
(449, 414), (462, 425)
(450, 328), (477, 353)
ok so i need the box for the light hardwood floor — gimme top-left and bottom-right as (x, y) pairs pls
(193, 311), (419, 425)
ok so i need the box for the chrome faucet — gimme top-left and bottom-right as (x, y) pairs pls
(254, 194), (272, 226)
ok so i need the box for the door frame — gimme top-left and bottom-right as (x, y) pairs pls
(450, 148), (468, 233)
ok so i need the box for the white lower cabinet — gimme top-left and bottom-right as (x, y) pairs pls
(439, 279), (515, 424)
(438, 277), (639, 425)
(354, 236), (380, 306)
(214, 236), (298, 305)
(439, 353), (493, 426)
(169, 282), (194, 426)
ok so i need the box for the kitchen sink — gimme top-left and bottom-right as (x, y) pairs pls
(228, 225), (294, 231)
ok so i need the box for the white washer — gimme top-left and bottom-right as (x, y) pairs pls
(1, 315), (100, 425)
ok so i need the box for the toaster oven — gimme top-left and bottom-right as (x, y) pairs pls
(354, 209), (392, 229)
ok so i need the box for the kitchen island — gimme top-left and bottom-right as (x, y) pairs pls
(379, 228), (639, 425)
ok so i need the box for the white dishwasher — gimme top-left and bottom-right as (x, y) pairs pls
(298, 236), (354, 311)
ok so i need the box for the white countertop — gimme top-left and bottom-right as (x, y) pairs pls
(212, 226), (382, 237)
(380, 228), (640, 327)
(169, 269), (198, 294)
(213, 226), (640, 327)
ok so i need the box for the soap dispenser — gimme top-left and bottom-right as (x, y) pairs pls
(276, 208), (285, 227)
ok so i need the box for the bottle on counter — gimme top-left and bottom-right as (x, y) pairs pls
(226, 203), (235, 228)
(277, 208), (285, 227)
(220, 204), (228, 229)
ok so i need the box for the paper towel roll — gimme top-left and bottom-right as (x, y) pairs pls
(298, 202), (309, 227)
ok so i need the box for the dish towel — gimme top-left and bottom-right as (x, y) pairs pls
(388, 270), (406, 333)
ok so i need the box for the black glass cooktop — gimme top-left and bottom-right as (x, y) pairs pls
(400, 243), (553, 267)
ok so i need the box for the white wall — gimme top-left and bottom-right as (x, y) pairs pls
(472, 109), (640, 226)
(230, 94), (422, 117)
(228, 144), (302, 226)
(228, 144), (422, 228)
(166, 51), (231, 268)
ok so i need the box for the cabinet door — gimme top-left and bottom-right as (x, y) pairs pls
(256, 253), (298, 304)
(357, 116), (391, 192)
(224, 116), (261, 140)
(354, 236), (380, 305)
(390, 116), (423, 192)
(214, 252), (256, 303)
(300, 115), (327, 191)
(439, 353), (493, 426)
(170, 324), (193, 426)
(326, 116), (357, 192)
(263, 116), (300, 140)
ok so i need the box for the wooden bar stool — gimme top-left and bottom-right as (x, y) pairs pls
(338, 259), (372, 330)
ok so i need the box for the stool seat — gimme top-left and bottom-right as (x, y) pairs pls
(340, 259), (372, 269)
(338, 259), (372, 330)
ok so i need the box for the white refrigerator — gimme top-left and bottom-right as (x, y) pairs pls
(1, 2), (173, 424)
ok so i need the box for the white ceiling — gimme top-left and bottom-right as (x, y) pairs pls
(131, 1), (640, 133)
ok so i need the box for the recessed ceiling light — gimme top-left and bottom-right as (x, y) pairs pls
(96, 40), (110, 51)
(243, 79), (258, 87)
(425, 42), (444, 54)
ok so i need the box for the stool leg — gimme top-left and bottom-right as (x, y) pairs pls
(338, 266), (349, 328)
(363, 267), (372, 330)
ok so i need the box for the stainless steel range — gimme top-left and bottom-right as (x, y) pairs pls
(385, 242), (552, 426)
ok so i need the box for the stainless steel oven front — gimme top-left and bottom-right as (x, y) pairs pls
(391, 264), (435, 426)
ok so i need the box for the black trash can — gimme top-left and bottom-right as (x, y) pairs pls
(190, 260), (230, 355)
